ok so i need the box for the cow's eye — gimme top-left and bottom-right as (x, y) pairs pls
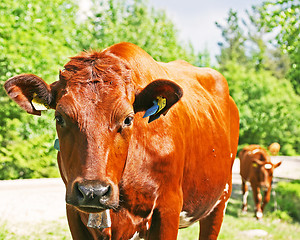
(55, 114), (65, 126)
(123, 116), (134, 127)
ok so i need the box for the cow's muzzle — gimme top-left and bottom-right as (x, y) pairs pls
(67, 180), (118, 213)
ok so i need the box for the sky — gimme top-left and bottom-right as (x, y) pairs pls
(79, 0), (264, 60)
(148, 0), (263, 58)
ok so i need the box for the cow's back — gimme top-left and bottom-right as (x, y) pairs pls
(239, 145), (267, 181)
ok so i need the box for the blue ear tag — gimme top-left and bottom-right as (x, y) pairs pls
(143, 96), (167, 121)
(54, 138), (60, 151)
(143, 100), (159, 118)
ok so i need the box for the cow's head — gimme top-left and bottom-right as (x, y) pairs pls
(252, 158), (282, 189)
(4, 49), (183, 213)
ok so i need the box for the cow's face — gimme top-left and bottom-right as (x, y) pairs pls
(252, 159), (282, 189)
(4, 50), (183, 213)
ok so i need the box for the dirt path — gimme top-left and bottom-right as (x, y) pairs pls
(0, 156), (299, 234)
(0, 178), (66, 234)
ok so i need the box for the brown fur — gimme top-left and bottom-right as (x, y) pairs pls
(239, 145), (281, 219)
(4, 42), (239, 239)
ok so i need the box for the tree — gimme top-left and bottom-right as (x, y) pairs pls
(216, 6), (291, 78)
(243, 6), (290, 76)
(0, 0), (82, 142)
(0, 0), (83, 179)
(215, 9), (248, 71)
(229, 5), (292, 80)
(223, 62), (300, 155)
(256, 0), (300, 93)
(216, 4), (300, 155)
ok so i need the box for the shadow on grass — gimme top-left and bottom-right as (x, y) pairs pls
(226, 183), (256, 219)
(227, 180), (298, 223)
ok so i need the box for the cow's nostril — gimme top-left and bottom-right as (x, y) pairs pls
(98, 184), (111, 198)
(74, 181), (113, 207)
(76, 182), (85, 200)
(98, 185), (112, 204)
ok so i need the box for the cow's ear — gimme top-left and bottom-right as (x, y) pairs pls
(133, 79), (183, 123)
(4, 74), (56, 116)
(274, 161), (282, 169)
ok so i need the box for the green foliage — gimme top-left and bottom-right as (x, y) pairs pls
(0, 0), (83, 180)
(223, 61), (300, 155)
(255, 0), (300, 93)
(275, 180), (300, 222)
(0, 129), (59, 179)
(215, 9), (248, 70)
(216, 3), (300, 155)
(267, 210), (293, 222)
(0, 0), (80, 83)
(216, 6), (292, 77)
(243, 6), (291, 77)
(0, 224), (11, 240)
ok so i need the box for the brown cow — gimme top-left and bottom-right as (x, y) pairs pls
(4, 42), (239, 239)
(268, 142), (280, 156)
(239, 145), (281, 219)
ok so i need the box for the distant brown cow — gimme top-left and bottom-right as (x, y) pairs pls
(268, 142), (280, 156)
(239, 145), (281, 219)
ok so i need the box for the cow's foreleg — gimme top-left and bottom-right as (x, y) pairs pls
(148, 192), (183, 240)
(251, 184), (263, 219)
(241, 180), (248, 213)
(261, 187), (272, 212)
(199, 183), (231, 240)
(199, 198), (229, 240)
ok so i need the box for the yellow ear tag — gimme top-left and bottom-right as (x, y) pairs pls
(31, 93), (50, 111)
(156, 96), (166, 113)
(252, 163), (258, 168)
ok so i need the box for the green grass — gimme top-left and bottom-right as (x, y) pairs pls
(178, 183), (300, 240)
(0, 217), (71, 240)
(178, 215), (300, 240)
(1, 183), (299, 239)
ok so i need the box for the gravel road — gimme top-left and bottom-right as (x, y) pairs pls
(0, 156), (299, 235)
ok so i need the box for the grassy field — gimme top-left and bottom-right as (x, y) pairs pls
(179, 183), (300, 240)
(0, 217), (71, 240)
(179, 199), (300, 240)
(1, 183), (299, 240)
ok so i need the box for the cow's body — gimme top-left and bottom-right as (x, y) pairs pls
(239, 145), (281, 219)
(4, 42), (239, 239)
